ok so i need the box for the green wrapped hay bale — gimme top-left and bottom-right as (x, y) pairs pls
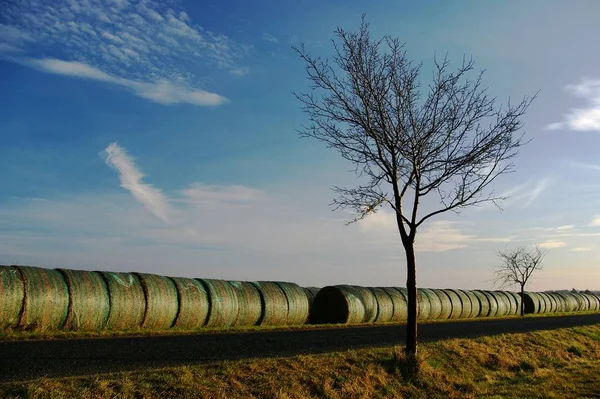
(276, 282), (309, 325)
(448, 289), (472, 319)
(416, 288), (431, 320)
(17, 266), (69, 330)
(252, 281), (288, 326)
(548, 292), (565, 312)
(471, 290), (490, 317)
(422, 289), (444, 319)
(382, 287), (408, 322)
(478, 291), (498, 317)
(171, 277), (209, 329)
(135, 273), (179, 329)
(463, 290), (481, 318)
(560, 293), (579, 312)
(538, 292), (552, 313)
(228, 281), (262, 327)
(575, 293), (590, 311)
(201, 279), (239, 328)
(369, 288), (394, 323)
(491, 291), (510, 317)
(303, 287), (321, 307)
(441, 289), (463, 319)
(0, 266), (25, 329)
(522, 292), (541, 314)
(542, 292), (557, 313)
(58, 269), (109, 330)
(502, 291), (519, 315)
(348, 286), (378, 323)
(309, 285), (365, 324)
(101, 272), (146, 330)
(583, 293), (599, 311)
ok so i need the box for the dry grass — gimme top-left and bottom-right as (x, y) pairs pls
(1, 324), (599, 398)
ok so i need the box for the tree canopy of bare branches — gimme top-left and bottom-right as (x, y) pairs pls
(495, 245), (546, 316)
(293, 15), (536, 356)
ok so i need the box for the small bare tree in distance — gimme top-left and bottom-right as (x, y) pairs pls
(293, 15), (536, 357)
(495, 245), (546, 316)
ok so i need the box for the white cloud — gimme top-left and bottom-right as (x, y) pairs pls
(496, 176), (553, 209)
(262, 33), (279, 44)
(30, 58), (227, 106)
(415, 221), (475, 252)
(589, 216), (600, 227)
(546, 78), (600, 131)
(1, 0), (248, 105)
(538, 240), (567, 249)
(101, 142), (173, 222)
(571, 247), (592, 252)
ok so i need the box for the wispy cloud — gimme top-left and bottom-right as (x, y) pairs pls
(261, 33), (279, 44)
(101, 142), (173, 222)
(589, 216), (600, 227)
(546, 78), (600, 131)
(538, 240), (567, 249)
(0, 0), (248, 105)
(499, 176), (553, 208)
(571, 247), (592, 252)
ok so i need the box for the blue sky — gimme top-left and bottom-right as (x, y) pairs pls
(1, 0), (600, 291)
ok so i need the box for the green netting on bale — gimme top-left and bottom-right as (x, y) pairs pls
(135, 273), (179, 329)
(538, 292), (549, 314)
(544, 292), (557, 313)
(423, 289), (444, 319)
(575, 293), (590, 311)
(548, 292), (565, 312)
(448, 289), (472, 319)
(559, 293), (578, 312)
(171, 277), (209, 329)
(348, 286), (377, 323)
(478, 291), (498, 317)
(17, 266), (69, 330)
(491, 291), (510, 317)
(463, 290), (481, 318)
(416, 288), (431, 320)
(583, 293), (600, 311)
(58, 269), (109, 331)
(522, 292), (541, 314)
(101, 272), (146, 330)
(0, 266), (25, 329)
(538, 292), (552, 313)
(382, 287), (407, 322)
(276, 282), (309, 325)
(200, 279), (239, 328)
(502, 291), (519, 315)
(228, 281), (262, 327)
(252, 281), (288, 326)
(471, 290), (490, 317)
(309, 285), (365, 324)
(303, 287), (321, 307)
(369, 288), (394, 323)
(441, 289), (463, 319)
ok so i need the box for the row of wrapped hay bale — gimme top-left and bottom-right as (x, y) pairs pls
(310, 286), (524, 324)
(521, 291), (600, 314)
(0, 265), (311, 331)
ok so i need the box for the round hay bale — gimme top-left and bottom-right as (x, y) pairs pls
(538, 292), (548, 314)
(171, 277), (209, 329)
(58, 269), (109, 330)
(135, 273), (179, 329)
(463, 290), (481, 318)
(470, 290), (490, 317)
(276, 282), (309, 325)
(521, 292), (540, 314)
(101, 272), (146, 330)
(303, 287), (321, 307)
(478, 291), (498, 317)
(548, 292), (565, 312)
(200, 279), (239, 328)
(441, 289), (463, 319)
(309, 285), (365, 324)
(502, 291), (519, 315)
(348, 286), (377, 323)
(382, 287), (408, 322)
(252, 281), (288, 326)
(369, 288), (394, 323)
(556, 292), (575, 312)
(17, 266), (69, 330)
(228, 281), (262, 326)
(543, 292), (557, 313)
(422, 289), (444, 319)
(574, 293), (590, 311)
(582, 293), (599, 311)
(448, 289), (472, 319)
(0, 266), (25, 329)
(538, 292), (552, 314)
(416, 288), (431, 320)
(491, 291), (510, 317)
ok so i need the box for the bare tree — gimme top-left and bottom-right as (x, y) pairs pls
(293, 16), (536, 357)
(495, 245), (546, 316)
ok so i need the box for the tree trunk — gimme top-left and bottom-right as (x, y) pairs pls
(520, 284), (525, 316)
(404, 243), (418, 356)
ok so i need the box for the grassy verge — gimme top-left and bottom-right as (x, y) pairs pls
(1, 324), (599, 398)
(1, 311), (598, 342)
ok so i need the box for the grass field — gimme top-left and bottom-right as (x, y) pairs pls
(1, 324), (599, 398)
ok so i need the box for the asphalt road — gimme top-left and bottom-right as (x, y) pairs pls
(1, 313), (598, 383)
